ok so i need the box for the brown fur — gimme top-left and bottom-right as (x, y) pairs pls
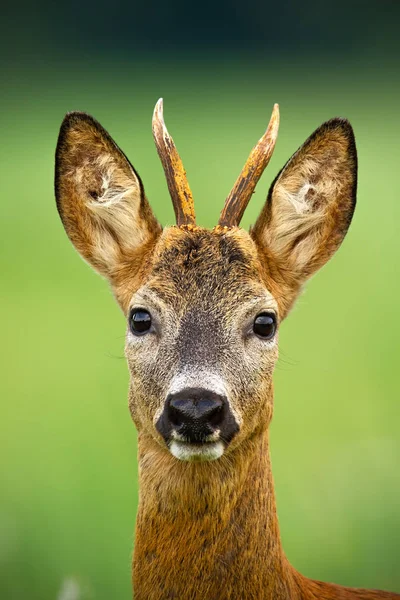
(54, 110), (399, 599)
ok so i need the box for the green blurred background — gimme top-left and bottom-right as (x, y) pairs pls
(1, 1), (399, 598)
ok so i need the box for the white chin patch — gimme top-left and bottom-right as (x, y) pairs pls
(170, 440), (224, 462)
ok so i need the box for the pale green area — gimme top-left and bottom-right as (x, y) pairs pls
(1, 57), (399, 599)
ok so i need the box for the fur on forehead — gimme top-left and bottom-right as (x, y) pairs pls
(112, 225), (293, 318)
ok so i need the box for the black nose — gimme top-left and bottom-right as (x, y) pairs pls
(156, 387), (238, 444)
(168, 392), (224, 431)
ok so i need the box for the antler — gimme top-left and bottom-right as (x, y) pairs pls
(218, 104), (280, 228)
(152, 99), (196, 227)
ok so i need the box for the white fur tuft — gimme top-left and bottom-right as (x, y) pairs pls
(170, 440), (225, 462)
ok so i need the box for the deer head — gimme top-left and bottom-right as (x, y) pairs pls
(55, 100), (357, 462)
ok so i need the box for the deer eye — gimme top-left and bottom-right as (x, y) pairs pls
(129, 309), (152, 335)
(253, 313), (277, 340)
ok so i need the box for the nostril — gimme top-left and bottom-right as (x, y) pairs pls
(205, 401), (224, 427)
(168, 399), (188, 427)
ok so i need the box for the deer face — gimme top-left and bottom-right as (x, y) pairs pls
(123, 226), (279, 460)
(55, 102), (357, 461)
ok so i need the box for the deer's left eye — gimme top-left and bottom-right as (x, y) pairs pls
(253, 313), (277, 340)
(129, 309), (152, 335)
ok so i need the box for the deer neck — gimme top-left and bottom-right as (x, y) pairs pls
(132, 426), (299, 600)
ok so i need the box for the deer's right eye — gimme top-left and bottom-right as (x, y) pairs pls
(129, 309), (152, 335)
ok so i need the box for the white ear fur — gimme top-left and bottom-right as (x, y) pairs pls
(55, 112), (161, 278)
(252, 118), (357, 280)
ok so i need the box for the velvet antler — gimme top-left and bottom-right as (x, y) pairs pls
(152, 99), (196, 227)
(218, 104), (280, 227)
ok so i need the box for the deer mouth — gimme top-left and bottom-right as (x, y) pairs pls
(169, 439), (225, 462)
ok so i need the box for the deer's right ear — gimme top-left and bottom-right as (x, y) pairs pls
(55, 112), (161, 280)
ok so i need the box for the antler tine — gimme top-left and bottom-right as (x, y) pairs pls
(152, 99), (196, 227)
(218, 104), (280, 228)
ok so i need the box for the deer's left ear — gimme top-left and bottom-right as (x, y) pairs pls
(251, 118), (357, 283)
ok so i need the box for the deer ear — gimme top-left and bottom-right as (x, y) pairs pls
(251, 118), (357, 284)
(55, 112), (161, 279)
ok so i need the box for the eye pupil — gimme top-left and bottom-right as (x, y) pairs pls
(253, 313), (276, 339)
(130, 309), (152, 335)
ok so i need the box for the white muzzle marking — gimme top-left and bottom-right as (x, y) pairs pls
(170, 440), (225, 462)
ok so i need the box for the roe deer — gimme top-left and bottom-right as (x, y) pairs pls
(54, 100), (399, 599)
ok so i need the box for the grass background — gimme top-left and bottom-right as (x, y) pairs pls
(1, 50), (399, 599)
